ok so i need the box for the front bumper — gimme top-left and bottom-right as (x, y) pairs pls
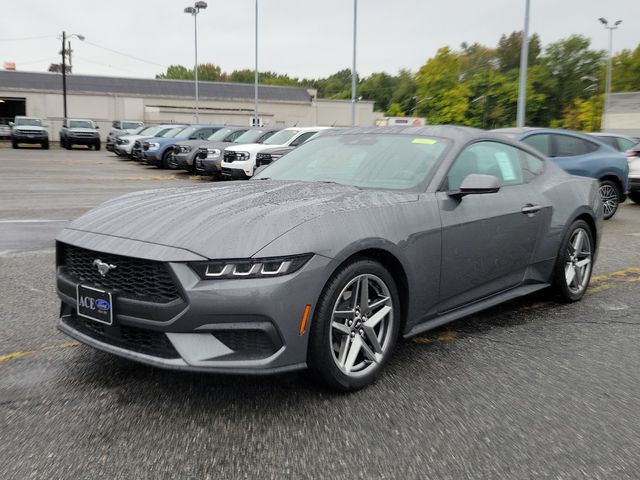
(13, 133), (48, 143)
(56, 243), (334, 374)
(143, 150), (162, 164)
(221, 167), (251, 179)
(67, 135), (99, 145)
(115, 143), (133, 155)
(196, 156), (222, 175)
(174, 152), (197, 170)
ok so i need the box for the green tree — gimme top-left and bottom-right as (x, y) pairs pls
(415, 47), (471, 125)
(156, 64), (194, 80)
(612, 46), (640, 92)
(496, 31), (541, 72)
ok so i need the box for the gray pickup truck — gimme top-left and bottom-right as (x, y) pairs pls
(60, 119), (101, 150)
(10, 116), (50, 149)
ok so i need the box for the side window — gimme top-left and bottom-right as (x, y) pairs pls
(618, 137), (635, 151)
(598, 136), (619, 149)
(447, 142), (524, 190)
(519, 150), (545, 181)
(197, 128), (214, 139)
(290, 132), (317, 147)
(553, 135), (599, 156)
(522, 134), (552, 156)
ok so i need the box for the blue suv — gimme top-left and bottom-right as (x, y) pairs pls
(143, 125), (222, 169)
(494, 128), (629, 219)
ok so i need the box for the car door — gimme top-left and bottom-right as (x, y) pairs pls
(436, 141), (549, 312)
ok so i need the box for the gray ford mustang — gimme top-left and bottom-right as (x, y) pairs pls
(56, 126), (602, 390)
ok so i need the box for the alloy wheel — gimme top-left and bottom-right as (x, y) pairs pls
(564, 227), (592, 294)
(599, 183), (618, 219)
(329, 274), (394, 377)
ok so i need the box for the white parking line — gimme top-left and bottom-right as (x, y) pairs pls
(0, 219), (68, 223)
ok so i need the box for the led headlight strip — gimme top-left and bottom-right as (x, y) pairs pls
(190, 254), (312, 280)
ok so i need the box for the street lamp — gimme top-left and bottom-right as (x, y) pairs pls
(253, 0), (259, 127)
(184, 1), (208, 123)
(599, 17), (622, 130)
(60, 31), (85, 120)
(516, 0), (531, 128)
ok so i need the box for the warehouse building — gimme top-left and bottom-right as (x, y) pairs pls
(603, 92), (640, 137)
(0, 70), (381, 140)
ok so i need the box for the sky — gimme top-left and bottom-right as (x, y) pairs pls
(0, 0), (638, 80)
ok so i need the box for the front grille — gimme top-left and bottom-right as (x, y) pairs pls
(64, 315), (180, 359)
(71, 132), (95, 138)
(215, 330), (278, 359)
(59, 243), (181, 303)
(223, 151), (236, 163)
(134, 140), (141, 148)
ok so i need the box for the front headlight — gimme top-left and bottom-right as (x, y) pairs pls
(148, 142), (160, 151)
(207, 148), (221, 158)
(236, 151), (250, 161)
(190, 254), (313, 280)
(179, 145), (192, 153)
(120, 139), (130, 145)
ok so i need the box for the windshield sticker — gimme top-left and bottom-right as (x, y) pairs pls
(495, 152), (517, 181)
(412, 138), (437, 145)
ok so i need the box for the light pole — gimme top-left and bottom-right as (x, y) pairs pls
(351, 0), (358, 126)
(184, 1), (208, 123)
(254, 0), (259, 127)
(60, 31), (85, 120)
(516, 0), (530, 128)
(599, 17), (622, 130)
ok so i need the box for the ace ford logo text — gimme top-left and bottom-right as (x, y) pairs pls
(78, 296), (111, 312)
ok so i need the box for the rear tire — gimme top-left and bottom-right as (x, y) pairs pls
(308, 258), (400, 391)
(599, 180), (620, 220)
(551, 219), (594, 302)
(629, 191), (640, 205)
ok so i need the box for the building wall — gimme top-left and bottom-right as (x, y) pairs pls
(0, 89), (381, 140)
(603, 92), (640, 137)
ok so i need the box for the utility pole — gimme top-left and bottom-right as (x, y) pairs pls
(516, 0), (530, 127)
(61, 31), (67, 120)
(254, 0), (259, 127)
(351, 0), (358, 126)
(599, 17), (622, 130)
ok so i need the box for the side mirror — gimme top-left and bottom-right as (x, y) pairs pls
(450, 174), (501, 198)
(8, 122), (14, 126)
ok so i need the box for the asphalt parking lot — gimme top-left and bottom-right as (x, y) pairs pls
(1, 146), (640, 479)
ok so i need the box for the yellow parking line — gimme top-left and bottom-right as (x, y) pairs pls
(0, 341), (80, 364)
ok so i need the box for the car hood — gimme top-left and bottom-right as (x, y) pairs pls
(62, 181), (418, 260)
(175, 139), (211, 148)
(146, 136), (179, 146)
(14, 125), (46, 132)
(225, 143), (277, 153)
(67, 128), (97, 133)
(196, 140), (234, 150)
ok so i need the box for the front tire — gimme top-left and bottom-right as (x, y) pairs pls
(551, 220), (594, 302)
(94, 141), (101, 151)
(160, 150), (172, 169)
(629, 191), (640, 205)
(12, 140), (18, 149)
(599, 180), (620, 220)
(42, 140), (49, 150)
(308, 258), (400, 391)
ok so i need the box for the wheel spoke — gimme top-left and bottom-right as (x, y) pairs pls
(360, 338), (382, 364)
(332, 321), (351, 335)
(367, 296), (390, 312)
(573, 230), (584, 255)
(358, 276), (369, 311)
(576, 258), (591, 268)
(363, 325), (383, 354)
(565, 264), (576, 286)
(364, 305), (391, 329)
(337, 336), (349, 366)
(575, 263), (584, 287)
(333, 309), (354, 319)
(344, 335), (363, 373)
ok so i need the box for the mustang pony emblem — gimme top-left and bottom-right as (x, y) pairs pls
(93, 259), (117, 277)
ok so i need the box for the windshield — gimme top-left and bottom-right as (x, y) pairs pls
(131, 126), (146, 134)
(15, 117), (42, 127)
(254, 134), (449, 190)
(163, 127), (187, 138)
(174, 126), (199, 139)
(234, 129), (271, 144)
(69, 120), (93, 128)
(138, 126), (163, 137)
(122, 121), (143, 130)
(207, 128), (234, 141)
(263, 129), (299, 145)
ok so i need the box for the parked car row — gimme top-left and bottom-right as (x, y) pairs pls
(109, 123), (334, 179)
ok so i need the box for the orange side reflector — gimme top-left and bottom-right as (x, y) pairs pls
(299, 304), (312, 336)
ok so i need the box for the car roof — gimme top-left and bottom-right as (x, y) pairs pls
(322, 125), (486, 142)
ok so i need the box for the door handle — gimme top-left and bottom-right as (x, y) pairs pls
(521, 204), (541, 215)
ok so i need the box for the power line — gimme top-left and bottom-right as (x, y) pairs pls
(82, 40), (167, 69)
(0, 34), (57, 42)
(73, 55), (153, 77)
